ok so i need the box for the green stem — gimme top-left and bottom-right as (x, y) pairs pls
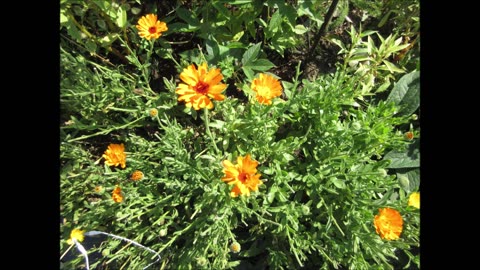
(67, 116), (146, 142)
(203, 108), (221, 155)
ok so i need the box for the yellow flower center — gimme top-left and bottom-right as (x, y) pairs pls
(256, 85), (271, 97)
(148, 26), (157, 34)
(194, 81), (209, 94)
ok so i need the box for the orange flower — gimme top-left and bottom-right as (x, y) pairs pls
(112, 186), (124, 203)
(221, 154), (262, 197)
(250, 73), (282, 105)
(175, 63), (227, 110)
(130, 170), (144, 181)
(136, 14), (168, 40)
(373, 208), (403, 240)
(405, 131), (414, 140)
(102, 143), (126, 169)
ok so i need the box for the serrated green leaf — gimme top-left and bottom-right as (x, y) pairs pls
(241, 42), (261, 65)
(386, 71), (420, 116)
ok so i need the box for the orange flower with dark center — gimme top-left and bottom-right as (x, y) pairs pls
(102, 143), (126, 169)
(373, 208), (403, 240)
(221, 154), (262, 197)
(175, 63), (227, 110)
(136, 14), (168, 40)
(251, 73), (283, 105)
(112, 186), (123, 203)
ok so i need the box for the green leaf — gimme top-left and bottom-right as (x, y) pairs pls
(116, 7), (127, 28)
(330, 177), (346, 189)
(60, 11), (68, 24)
(241, 42), (261, 65)
(242, 67), (255, 81)
(381, 60), (405, 73)
(396, 169), (420, 193)
(267, 11), (282, 34)
(293, 24), (308, 34)
(243, 58), (275, 72)
(384, 141), (420, 169)
(386, 71), (420, 116)
(176, 7), (200, 26)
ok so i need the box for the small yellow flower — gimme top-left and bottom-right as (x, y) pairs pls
(149, 108), (158, 118)
(130, 170), (144, 181)
(67, 228), (85, 245)
(94, 186), (103, 193)
(136, 14), (168, 40)
(408, 192), (420, 209)
(251, 73), (283, 105)
(229, 242), (241, 253)
(112, 186), (124, 203)
(176, 63), (227, 110)
(373, 208), (403, 240)
(221, 154), (262, 197)
(102, 143), (126, 169)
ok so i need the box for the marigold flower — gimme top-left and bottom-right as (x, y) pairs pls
(130, 170), (144, 181)
(149, 108), (158, 118)
(94, 186), (103, 193)
(373, 208), (403, 240)
(136, 14), (168, 40)
(67, 228), (85, 245)
(230, 242), (241, 253)
(175, 63), (227, 110)
(408, 192), (420, 209)
(112, 186), (124, 203)
(102, 143), (126, 169)
(405, 131), (414, 140)
(221, 154), (262, 197)
(250, 73), (282, 105)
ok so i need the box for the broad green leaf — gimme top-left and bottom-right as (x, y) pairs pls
(242, 67), (255, 81)
(116, 7), (127, 28)
(396, 169), (420, 193)
(243, 58), (275, 72)
(241, 42), (261, 65)
(384, 141), (420, 169)
(268, 11), (282, 34)
(386, 71), (420, 116)
(212, 1), (231, 18)
(293, 24), (308, 34)
(176, 7), (200, 26)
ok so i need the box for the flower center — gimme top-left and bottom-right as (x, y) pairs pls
(194, 81), (209, 94)
(256, 86), (271, 97)
(238, 172), (247, 182)
(148, 27), (157, 34)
